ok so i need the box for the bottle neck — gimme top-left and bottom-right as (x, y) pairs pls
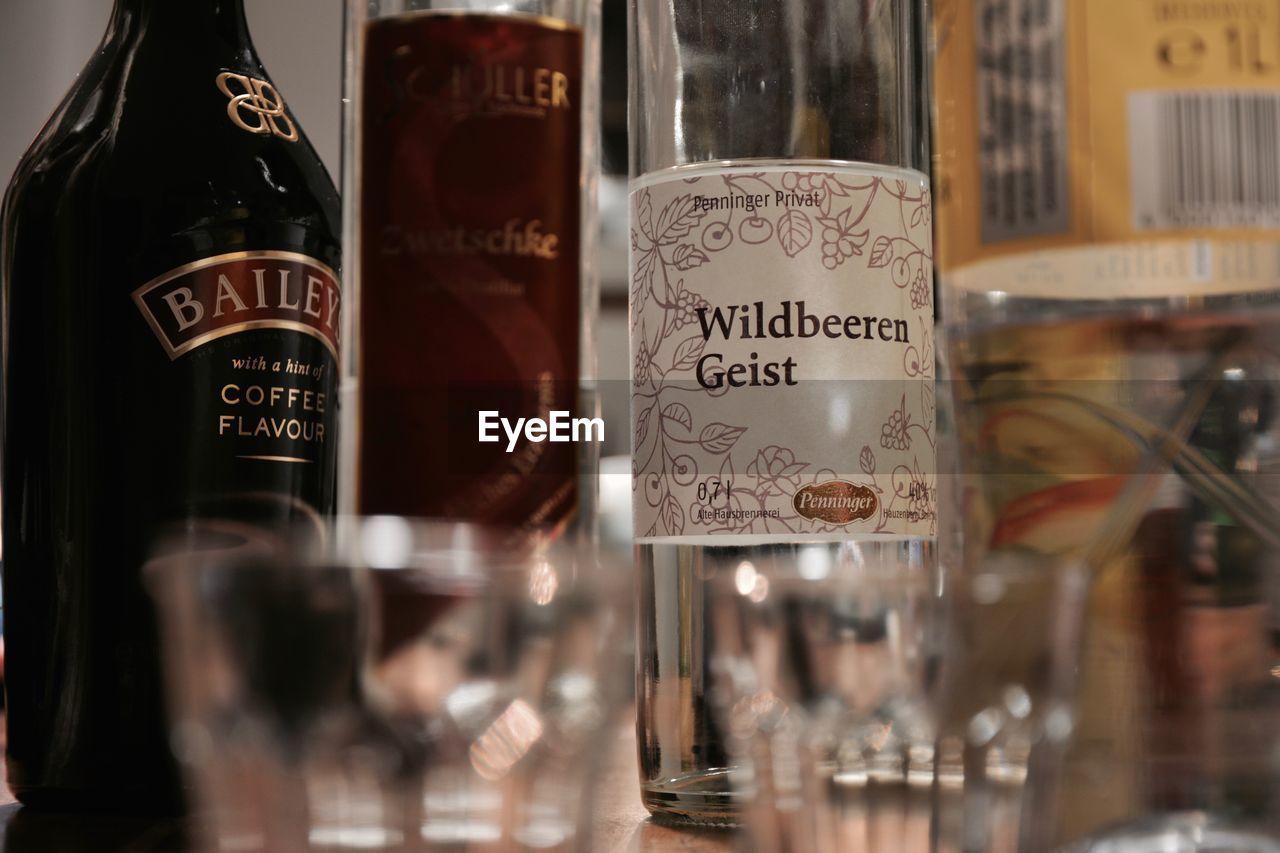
(111, 0), (251, 44)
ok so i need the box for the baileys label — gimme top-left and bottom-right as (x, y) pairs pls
(132, 251), (340, 360)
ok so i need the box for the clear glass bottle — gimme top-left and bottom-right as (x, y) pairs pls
(629, 0), (933, 824)
(340, 0), (600, 542)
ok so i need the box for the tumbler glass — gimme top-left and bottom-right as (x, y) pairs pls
(703, 539), (939, 852)
(148, 518), (627, 852)
(934, 311), (1280, 852)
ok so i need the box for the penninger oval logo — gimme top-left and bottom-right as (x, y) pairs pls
(793, 481), (878, 525)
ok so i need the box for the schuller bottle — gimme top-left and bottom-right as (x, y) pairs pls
(341, 0), (601, 540)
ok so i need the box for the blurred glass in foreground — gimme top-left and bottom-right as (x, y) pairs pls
(934, 317), (1280, 852)
(148, 519), (628, 852)
(934, 0), (1280, 847)
(702, 540), (940, 852)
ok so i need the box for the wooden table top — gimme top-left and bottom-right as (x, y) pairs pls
(591, 725), (736, 853)
(0, 717), (936, 852)
(0, 717), (739, 853)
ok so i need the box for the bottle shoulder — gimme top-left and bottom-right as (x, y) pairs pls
(108, 48), (338, 224)
(5, 41), (340, 284)
(4, 48), (125, 221)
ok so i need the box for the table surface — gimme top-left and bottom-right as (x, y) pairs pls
(0, 719), (738, 853)
(591, 726), (736, 853)
(0, 717), (943, 852)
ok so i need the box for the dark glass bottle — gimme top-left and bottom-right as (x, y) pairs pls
(1, 0), (341, 811)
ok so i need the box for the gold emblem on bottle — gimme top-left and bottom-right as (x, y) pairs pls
(793, 481), (879, 525)
(215, 72), (299, 142)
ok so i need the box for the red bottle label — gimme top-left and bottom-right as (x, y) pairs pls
(358, 13), (583, 529)
(133, 251), (341, 359)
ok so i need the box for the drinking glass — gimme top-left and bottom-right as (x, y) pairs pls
(934, 310), (1280, 852)
(702, 539), (940, 852)
(147, 518), (627, 852)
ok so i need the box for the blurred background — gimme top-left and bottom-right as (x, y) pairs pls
(1, 1), (340, 186)
(0, 0), (633, 464)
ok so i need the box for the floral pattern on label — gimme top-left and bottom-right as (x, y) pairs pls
(631, 165), (937, 542)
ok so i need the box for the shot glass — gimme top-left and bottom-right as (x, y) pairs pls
(148, 518), (627, 852)
(702, 539), (939, 852)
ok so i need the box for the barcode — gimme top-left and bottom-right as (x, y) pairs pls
(1130, 90), (1280, 231)
(974, 0), (1070, 244)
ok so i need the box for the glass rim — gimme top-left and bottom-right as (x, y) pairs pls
(145, 515), (602, 587)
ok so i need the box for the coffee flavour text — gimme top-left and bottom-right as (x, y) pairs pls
(218, 380), (328, 445)
(478, 410), (604, 453)
(694, 300), (910, 390)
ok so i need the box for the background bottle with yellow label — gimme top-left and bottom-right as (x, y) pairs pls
(934, 0), (1280, 848)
